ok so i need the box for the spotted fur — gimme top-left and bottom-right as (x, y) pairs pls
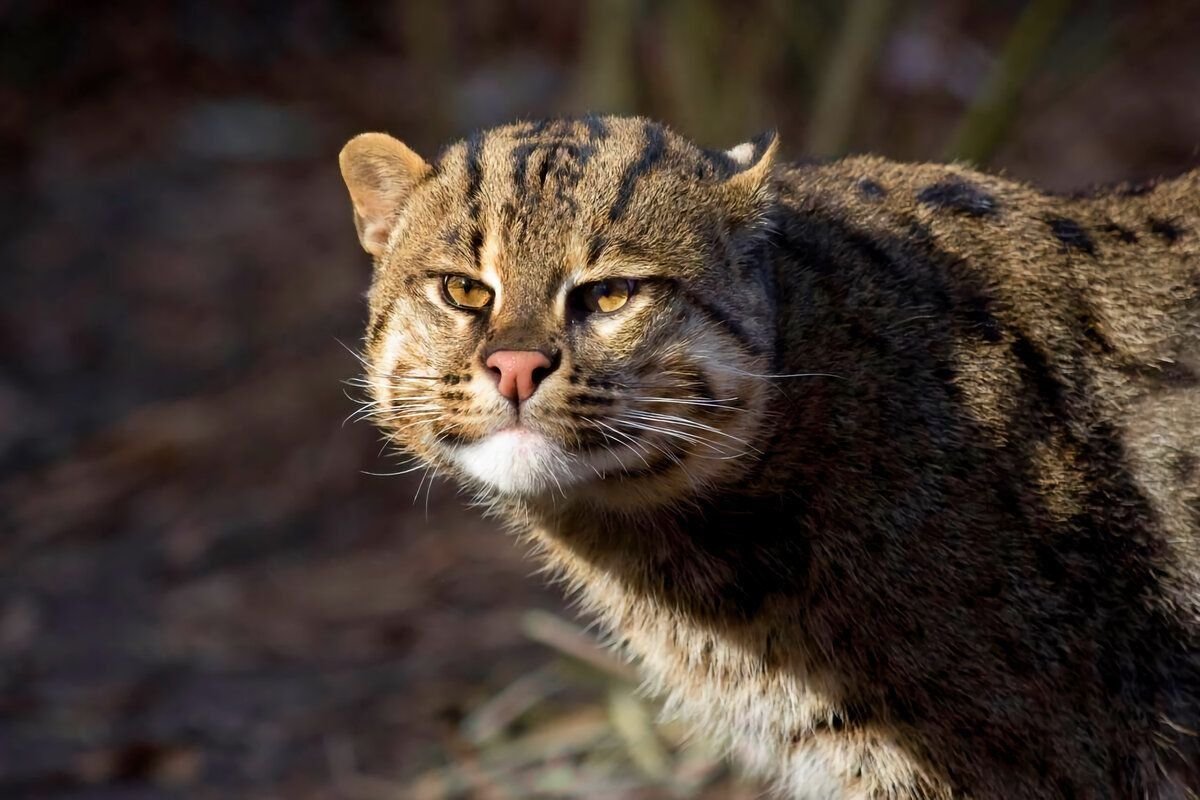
(338, 116), (1200, 799)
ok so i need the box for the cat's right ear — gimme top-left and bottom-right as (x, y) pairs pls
(338, 133), (432, 257)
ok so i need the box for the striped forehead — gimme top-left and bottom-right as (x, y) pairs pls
(445, 119), (662, 295)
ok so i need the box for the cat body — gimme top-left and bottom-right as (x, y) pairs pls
(338, 116), (1200, 798)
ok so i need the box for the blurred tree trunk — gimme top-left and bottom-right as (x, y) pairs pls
(575, 0), (641, 114)
(805, 0), (895, 157)
(660, 0), (784, 146)
(402, 0), (454, 137)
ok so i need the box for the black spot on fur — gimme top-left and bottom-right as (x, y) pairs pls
(857, 178), (887, 200)
(916, 179), (998, 217)
(1101, 221), (1138, 244)
(1046, 217), (1096, 257)
(609, 122), (666, 222)
(1148, 217), (1185, 244)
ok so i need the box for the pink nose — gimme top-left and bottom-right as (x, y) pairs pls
(485, 350), (554, 404)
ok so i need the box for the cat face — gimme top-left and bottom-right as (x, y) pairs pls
(340, 116), (779, 504)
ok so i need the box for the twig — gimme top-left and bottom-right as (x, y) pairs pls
(521, 610), (641, 684)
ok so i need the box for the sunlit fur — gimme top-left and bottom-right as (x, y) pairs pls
(340, 116), (1200, 798)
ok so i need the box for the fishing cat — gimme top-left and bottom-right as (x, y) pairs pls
(337, 115), (1200, 798)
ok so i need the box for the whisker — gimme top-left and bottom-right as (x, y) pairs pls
(708, 365), (846, 381)
(625, 410), (760, 451)
(363, 461), (429, 477)
(591, 420), (657, 470)
(612, 418), (752, 461)
(335, 337), (369, 368)
(630, 396), (750, 413)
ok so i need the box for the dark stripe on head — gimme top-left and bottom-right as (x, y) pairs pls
(516, 118), (552, 140)
(582, 115), (609, 142)
(464, 130), (485, 215)
(1046, 217), (1096, 256)
(587, 233), (607, 265)
(609, 122), (667, 222)
(512, 141), (537, 194)
(464, 130), (487, 255)
(916, 179), (998, 217)
(469, 227), (484, 268)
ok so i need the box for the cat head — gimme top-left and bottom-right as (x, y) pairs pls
(339, 116), (779, 508)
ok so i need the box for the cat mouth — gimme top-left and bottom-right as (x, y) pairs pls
(442, 426), (632, 496)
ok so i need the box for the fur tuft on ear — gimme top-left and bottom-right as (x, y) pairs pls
(725, 130), (779, 192)
(338, 132), (432, 257)
(721, 131), (780, 224)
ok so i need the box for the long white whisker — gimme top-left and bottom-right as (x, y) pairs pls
(625, 410), (759, 451)
(592, 420), (657, 469)
(708, 365), (846, 380)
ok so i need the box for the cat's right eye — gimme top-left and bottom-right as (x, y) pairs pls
(441, 275), (494, 311)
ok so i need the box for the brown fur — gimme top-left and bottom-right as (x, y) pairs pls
(339, 116), (1200, 798)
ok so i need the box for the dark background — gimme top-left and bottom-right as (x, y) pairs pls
(2, 1), (1198, 798)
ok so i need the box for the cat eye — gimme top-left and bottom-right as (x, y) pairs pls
(441, 275), (494, 310)
(573, 278), (636, 315)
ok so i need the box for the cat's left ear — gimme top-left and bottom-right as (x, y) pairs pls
(339, 132), (432, 257)
(722, 130), (779, 218)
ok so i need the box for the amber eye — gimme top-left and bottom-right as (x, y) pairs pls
(574, 278), (636, 315)
(441, 275), (493, 310)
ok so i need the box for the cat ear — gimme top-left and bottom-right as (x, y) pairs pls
(721, 131), (779, 223)
(338, 132), (432, 256)
(724, 130), (779, 194)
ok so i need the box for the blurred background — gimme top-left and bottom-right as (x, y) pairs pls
(1, 1), (1198, 797)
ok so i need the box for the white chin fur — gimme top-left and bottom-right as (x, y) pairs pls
(448, 429), (614, 496)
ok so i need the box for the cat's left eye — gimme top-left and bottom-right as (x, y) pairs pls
(572, 278), (637, 315)
(441, 275), (494, 310)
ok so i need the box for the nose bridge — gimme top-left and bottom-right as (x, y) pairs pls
(483, 293), (561, 356)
